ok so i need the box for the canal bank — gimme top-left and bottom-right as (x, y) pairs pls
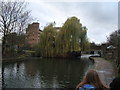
(92, 57), (115, 85)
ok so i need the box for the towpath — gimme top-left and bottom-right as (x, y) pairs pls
(92, 57), (115, 85)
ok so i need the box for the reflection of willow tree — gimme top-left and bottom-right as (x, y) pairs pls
(37, 16), (90, 57)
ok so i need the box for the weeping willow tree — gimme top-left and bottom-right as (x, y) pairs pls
(56, 16), (89, 56)
(37, 16), (90, 57)
(37, 23), (57, 57)
(79, 26), (90, 51)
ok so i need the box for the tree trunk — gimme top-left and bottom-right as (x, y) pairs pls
(2, 35), (6, 56)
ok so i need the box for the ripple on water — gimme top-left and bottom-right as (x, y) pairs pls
(2, 58), (93, 88)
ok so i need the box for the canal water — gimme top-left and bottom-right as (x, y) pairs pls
(2, 57), (93, 88)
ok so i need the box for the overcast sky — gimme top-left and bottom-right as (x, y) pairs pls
(25, 0), (118, 44)
(0, 0), (118, 44)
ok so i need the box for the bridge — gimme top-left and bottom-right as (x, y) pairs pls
(80, 54), (100, 59)
(70, 50), (101, 58)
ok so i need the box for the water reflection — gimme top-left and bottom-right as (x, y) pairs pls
(2, 58), (93, 88)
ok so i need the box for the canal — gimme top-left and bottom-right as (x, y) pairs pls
(2, 57), (93, 88)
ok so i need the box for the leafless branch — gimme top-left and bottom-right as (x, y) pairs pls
(0, 0), (32, 36)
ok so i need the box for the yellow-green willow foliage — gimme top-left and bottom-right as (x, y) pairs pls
(38, 23), (57, 57)
(37, 16), (90, 57)
(79, 26), (89, 51)
(56, 16), (88, 55)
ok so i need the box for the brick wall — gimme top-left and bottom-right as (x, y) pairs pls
(26, 23), (40, 47)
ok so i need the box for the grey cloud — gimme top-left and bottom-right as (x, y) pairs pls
(28, 2), (118, 44)
(78, 2), (117, 24)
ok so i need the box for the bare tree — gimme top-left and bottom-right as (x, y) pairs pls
(0, 0), (32, 55)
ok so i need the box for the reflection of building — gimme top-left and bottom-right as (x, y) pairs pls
(26, 22), (42, 46)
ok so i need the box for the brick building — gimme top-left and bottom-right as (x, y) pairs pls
(26, 22), (42, 47)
